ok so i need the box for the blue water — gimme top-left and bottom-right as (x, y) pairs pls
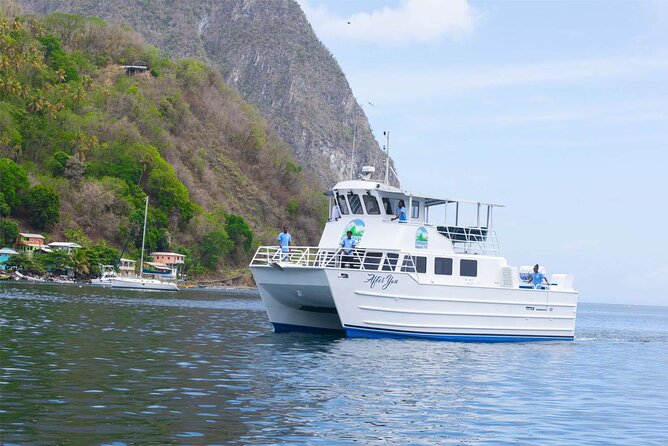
(1, 283), (667, 445)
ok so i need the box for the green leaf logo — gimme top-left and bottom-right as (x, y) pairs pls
(343, 219), (365, 242)
(415, 226), (428, 249)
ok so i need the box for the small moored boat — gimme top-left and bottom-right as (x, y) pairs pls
(110, 197), (179, 291)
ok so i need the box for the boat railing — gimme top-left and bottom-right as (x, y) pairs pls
(250, 246), (420, 277)
(435, 226), (500, 255)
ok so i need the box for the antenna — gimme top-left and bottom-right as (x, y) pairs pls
(350, 117), (357, 180)
(383, 131), (390, 184)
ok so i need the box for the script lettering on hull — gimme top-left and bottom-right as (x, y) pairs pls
(364, 274), (399, 290)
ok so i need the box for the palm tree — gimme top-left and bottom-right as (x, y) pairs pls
(71, 249), (90, 277)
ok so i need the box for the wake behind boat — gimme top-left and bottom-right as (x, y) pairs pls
(250, 166), (578, 341)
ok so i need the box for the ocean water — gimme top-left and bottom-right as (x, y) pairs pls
(0, 283), (666, 445)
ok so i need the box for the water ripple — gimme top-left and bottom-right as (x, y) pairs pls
(1, 284), (667, 445)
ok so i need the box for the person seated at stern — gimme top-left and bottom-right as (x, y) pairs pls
(527, 264), (549, 288)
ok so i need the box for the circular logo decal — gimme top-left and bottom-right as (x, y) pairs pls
(343, 219), (365, 243)
(415, 226), (428, 249)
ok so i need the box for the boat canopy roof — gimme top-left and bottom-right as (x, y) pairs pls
(329, 179), (504, 209)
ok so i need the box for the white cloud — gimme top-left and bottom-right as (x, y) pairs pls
(298, 0), (477, 46)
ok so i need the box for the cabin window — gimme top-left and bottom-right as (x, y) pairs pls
(363, 251), (382, 270)
(347, 192), (364, 214)
(382, 252), (399, 271)
(382, 197), (393, 215)
(401, 255), (426, 273)
(460, 259), (478, 277)
(411, 201), (420, 218)
(435, 257), (453, 275)
(415, 256), (427, 273)
(363, 195), (381, 214)
(336, 194), (349, 214)
(400, 256), (414, 272)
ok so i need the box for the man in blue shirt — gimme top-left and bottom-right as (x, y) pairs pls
(391, 199), (407, 223)
(277, 225), (292, 260)
(340, 230), (357, 268)
(529, 264), (549, 288)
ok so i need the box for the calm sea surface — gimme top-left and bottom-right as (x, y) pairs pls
(1, 283), (667, 445)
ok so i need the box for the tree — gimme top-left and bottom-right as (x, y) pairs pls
(0, 192), (10, 217)
(0, 218), (18, 246)
(64, 227), (91, 247)
(199, 229), (232, 271)
(225, 214), (253, 254)
(0, 158), (29, 214)
(25, 185), (60, 229)
(38, 250), (73, 274)
(82, 243), (120, 276)
(48, 151), (71, 176)
(5, 252), (45, 275)
(70, 248), (90, 277)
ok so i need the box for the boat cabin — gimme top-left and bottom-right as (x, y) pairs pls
(320, 168), (502, 257)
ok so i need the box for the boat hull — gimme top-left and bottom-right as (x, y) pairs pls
(251, 265), (343, 332)
(324, 269), (578, 341)
(90, 278), (112, 287)
(110, 278), (179, 291)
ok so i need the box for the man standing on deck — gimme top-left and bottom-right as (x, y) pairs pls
(391, 200), (407, 223)
(277, 225), (292, 260)
(340, 230), (358, 268)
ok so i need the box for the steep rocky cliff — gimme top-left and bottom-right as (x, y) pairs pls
(19, 0), (391, 186)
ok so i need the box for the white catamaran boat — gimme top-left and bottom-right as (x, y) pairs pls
(250, 166), (578, 341)
(110, 197), (179, 292)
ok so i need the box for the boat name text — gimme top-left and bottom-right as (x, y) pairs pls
(364, 274), (398, 290)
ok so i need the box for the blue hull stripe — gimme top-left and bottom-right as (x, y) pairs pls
(272, 322), (344, 334)
(345, 325), (573, 342)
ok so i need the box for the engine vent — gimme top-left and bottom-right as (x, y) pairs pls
(501, 266), (514, 288)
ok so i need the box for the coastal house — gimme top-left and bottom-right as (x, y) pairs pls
(149, 252), (185, 278)
(118, 258), (137, 277)
(0, 247), (18, 271)
(15, 233), (45, 255)
(47, 242), (83, 253)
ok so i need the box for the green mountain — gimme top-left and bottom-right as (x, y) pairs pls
(17, 0), (393, 186)
(0, 8), (326, 276)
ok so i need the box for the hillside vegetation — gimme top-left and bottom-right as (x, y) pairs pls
(17, 0), (394, 186)
(0, 9), (327, 277)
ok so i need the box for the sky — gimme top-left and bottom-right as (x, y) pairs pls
(297, 0), (668, 306)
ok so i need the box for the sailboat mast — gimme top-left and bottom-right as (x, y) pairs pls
(140, 196), (148, 278)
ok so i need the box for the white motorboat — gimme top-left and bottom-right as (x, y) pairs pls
(250, 166), (578, 341)
(110, 197), (179, 292)
(90, 265), (117, 287)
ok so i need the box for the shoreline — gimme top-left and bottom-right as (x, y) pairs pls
(0, 278), (259, 295)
